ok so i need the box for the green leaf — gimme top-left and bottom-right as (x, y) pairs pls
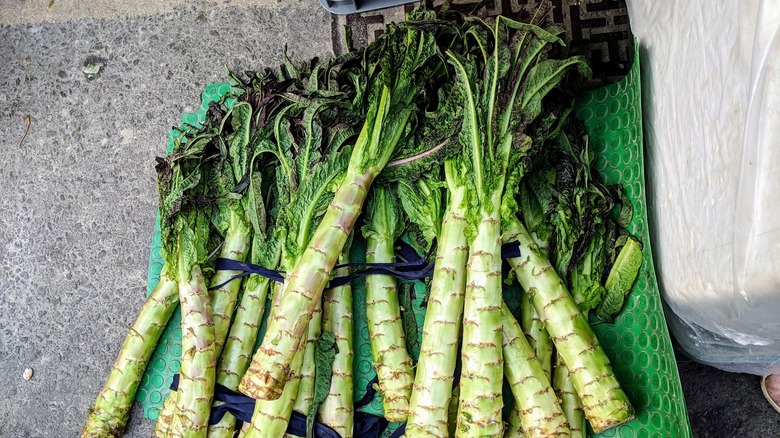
(595, 237), (643, 322)
(446, 50), (485, 201)
(353, 20), (443, 173)
(247, 170), (266, 237)
(173, 204), (212, 283)
(500, 33), (558, 134)
(208, 160), (238, 236)
(500, 17), (564, 46)
(281, 47), (300, 81)
(397, 176), (443, 254)
(519, 179), (552, 244)
(328, 125), (357, 153)
(227, 102), (253, 183)
(570, 228), (607, 312)
(361, 185), (402, 243)
(307, 332), (337, 438)
(305, 61), (324, 94)
(380, 83), (464, 184)
(280, 145), (351, 268)
(615, 186), (634, 230)
(250, 226), (280, 271)
(520, 56), (591, 123)
(296, 100), (329, 187)
(175, 220), (197, 281)
(260, 52), (360, 273)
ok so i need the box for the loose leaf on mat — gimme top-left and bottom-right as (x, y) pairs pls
(596, 237), (643, 322)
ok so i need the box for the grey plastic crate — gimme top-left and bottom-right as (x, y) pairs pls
(320, 0), (416, 15)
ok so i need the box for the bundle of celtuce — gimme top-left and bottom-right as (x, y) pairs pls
(83, 4), (644, 438)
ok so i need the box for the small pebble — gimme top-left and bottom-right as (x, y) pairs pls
(23, 368), (33, 380)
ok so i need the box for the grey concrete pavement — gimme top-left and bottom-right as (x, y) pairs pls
(1, 1), (779, 437)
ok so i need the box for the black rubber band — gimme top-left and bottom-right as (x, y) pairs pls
(208, 239), (521, 291)
(169, 373), (399, 438)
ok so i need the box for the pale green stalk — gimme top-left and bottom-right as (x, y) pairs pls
(244, 266), (304, 436)
(207, 275), (275, 437)
(364, 187), (414, 422)
(406, 176), (469, 438)
(291, 300), (323, 415)
(502, 302), (570, 438)
(364, 239), (413, 421)
(553, 356), (586, 438)
(170, 264), (216, 437)
(154, 386), (176, 437)
(210, 218), (252, 357)
(506, 408), (523, 437)
(243, 346), (306, 438)
(504, 217), (633, 433)
(154, 393), (176, 438)
(520, 232), (553, 382)
(240, 24), (439, 400)
(156, 226), (250, 437)
(456, 191), (505, 438)
(520, 289), (553, 381)
(318, 259), (354, 438)
(82, 272), (178, 438)
(243, 278), (305, 438)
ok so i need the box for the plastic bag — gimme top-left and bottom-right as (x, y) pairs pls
(626, 0), (780, 375)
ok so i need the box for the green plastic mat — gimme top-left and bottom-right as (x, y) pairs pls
(136, 42), (691, 437)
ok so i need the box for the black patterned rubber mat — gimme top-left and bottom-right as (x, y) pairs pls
(330, 0), (633, 88)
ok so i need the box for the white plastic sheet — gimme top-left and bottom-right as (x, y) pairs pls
(627, 0), (780, 375)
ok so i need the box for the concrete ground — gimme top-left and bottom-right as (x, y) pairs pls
(0, 1), (778, 437)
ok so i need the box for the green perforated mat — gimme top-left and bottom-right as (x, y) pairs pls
(136, 42), (691, 437)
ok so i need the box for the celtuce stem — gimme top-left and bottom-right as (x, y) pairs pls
(406, 185), (468, 438)
(207, 275), (274, 438)
(240, 169), (372, 400)
(318, 260), (354, 438)
(365, 233), (414, 422)
(456, 194), (504, 438)
(82, 273), (178, 438)
(292, 300), (323, 416)
(504, 217), (634, 433)
(156, 226), (250, 437)
(205, 227), (252, 438)
(244, 272), (302, 437)
(243, 342), (305, 437)
(553, 355), (586, 438)
(171, 265), (216, 437)
(210, 221), (251, 357)
(503, 302), (570, 438)
(520, 289), (553, 381)
(506, 407), (523, 438)
(153, 386), (176, 437)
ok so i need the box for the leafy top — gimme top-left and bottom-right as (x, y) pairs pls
(445, 13), (591, 227)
